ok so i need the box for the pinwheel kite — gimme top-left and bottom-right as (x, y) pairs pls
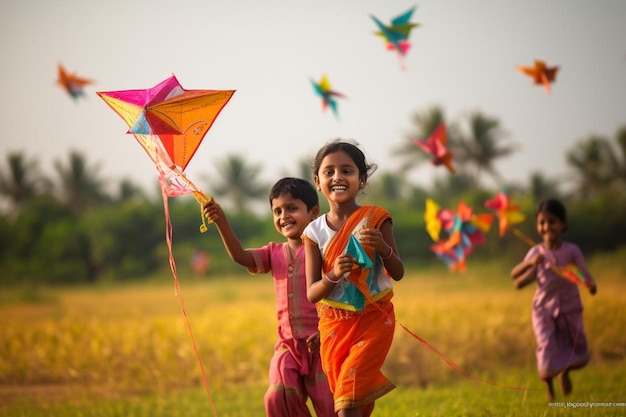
(413, 122), (455, 173)
(517, 60), (559, 94)
(56, 63), (93, 100)
(371, 6), (420, 67)
(311, 74), (346, 118)
(484, 190), (527, 239)
(425, 199), (493, 271)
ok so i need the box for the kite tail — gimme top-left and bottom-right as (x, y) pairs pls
(158, 168), (213, 233)
(511, 227), (536, 247)
(161, 189), (219, 417)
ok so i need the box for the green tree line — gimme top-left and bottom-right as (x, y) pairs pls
(1, 108), (625, 285)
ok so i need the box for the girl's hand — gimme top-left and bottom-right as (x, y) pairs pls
(359, 228), (389, 255)
(530, 254), (544, 266)
(332, 253), (356, 279)
(588, 283), (597, 295)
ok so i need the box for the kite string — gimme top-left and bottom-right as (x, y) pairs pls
(161, 188), (219, 417)
(351, 272), (541, 392)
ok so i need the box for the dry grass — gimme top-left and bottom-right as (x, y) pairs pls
(1, 256), (624, 412)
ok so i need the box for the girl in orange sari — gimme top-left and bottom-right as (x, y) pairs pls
(302, 140), (405, 417)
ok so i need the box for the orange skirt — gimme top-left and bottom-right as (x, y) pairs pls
(317, 293), (396, 412)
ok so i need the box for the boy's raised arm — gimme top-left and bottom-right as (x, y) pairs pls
(203, 199), (256, 269)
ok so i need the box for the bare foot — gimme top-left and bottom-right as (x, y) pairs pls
(543, 377), (555, 401)
(560, 370), (572, 396)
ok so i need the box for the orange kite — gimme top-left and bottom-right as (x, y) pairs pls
(517, 60), (559, 94)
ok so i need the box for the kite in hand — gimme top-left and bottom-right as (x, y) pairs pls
(371, 6), (420, 67)
(56, 63), (93, 100)
(413, 122), (455, 173)
(550, 263), (587, 286)
(311, 75), (345, 118)
(517, 60), (559, 94)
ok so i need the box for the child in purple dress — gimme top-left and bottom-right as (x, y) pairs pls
(511, 199), (597, 400)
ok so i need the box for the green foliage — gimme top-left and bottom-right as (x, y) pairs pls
(84, 201), (163, 280)
(1, 129), (626, 285)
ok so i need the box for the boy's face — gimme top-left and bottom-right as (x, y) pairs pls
(271, 193), (319, 240)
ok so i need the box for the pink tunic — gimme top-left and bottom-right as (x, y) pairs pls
(249, 242), (336, 417)
(524, 242), (594, 378)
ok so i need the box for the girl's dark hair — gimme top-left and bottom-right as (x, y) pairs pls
(311, 139), (377, 180)
(536, 198), (568, 231)
(269, 177), (319, 211)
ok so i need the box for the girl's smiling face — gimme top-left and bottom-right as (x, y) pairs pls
(536, 210), (566, 245)
(314, 150), (365, 205)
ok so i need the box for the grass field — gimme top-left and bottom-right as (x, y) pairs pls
(1, 253), (624, 416)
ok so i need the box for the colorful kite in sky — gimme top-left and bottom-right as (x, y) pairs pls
(517, 60), (559, 94)
(413, 122), (455, 173)
(311, 74), (345, 118)
(425, 198), (493, 272)
(56, 63), (93, 100)
(484, 190), (526, 238)
(371, 6), (420, 67)
(97, 74), (235, 230)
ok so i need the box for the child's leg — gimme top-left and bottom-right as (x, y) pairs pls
(264, 348), (312, 417)
(559, 370), (572, 396)
(542, 376), (555, 401)
(337, 403), (374, 417)
(338, 408), (361, 417)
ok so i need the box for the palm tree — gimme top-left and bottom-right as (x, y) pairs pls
(117, 178), (148, 202)
(566, 128), (626, 197)
(209, 154), (268, 210)
(364, 171), (406, 203)
(528, 171), (561, 201)
(452, 112), (516, 187)
(607, 127), (626, 192)
(566, 136), (614, 198)
(393, 105), (447, 173)
(54, 150), (110, 212)
(0, 152), (52, 215)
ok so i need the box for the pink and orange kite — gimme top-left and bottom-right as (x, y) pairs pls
(98, 75), (235, 414)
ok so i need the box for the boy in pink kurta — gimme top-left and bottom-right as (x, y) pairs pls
(204, 178), (336, 417)
(249, 242), (335, 416)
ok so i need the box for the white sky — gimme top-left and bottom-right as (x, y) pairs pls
(1, 0), (625, 196)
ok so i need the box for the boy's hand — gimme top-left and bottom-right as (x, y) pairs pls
(306, 332), (321, 353)
(203, 199), (223, 223)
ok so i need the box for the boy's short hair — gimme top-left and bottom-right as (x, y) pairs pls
(269, 177), (319, 211)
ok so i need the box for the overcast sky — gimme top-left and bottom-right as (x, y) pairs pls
(1, 0), (625, 197)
